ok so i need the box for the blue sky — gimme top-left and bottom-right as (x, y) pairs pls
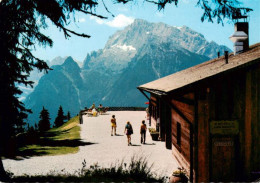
(33, 0), (260, 62)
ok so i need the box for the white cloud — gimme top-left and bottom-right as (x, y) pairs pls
(78, 18), (86, 23)
(90, 14), (134, 28)
(106, 14), (134, 28)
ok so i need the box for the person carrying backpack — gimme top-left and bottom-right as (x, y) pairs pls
(124, 121), (133, 146)
(140, 120), (147, 144)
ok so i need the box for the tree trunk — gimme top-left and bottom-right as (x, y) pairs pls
(0, 157), (9, 181)
(0, 116), (10, 181)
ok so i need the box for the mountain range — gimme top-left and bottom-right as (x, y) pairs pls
(24, 19), (231, 125)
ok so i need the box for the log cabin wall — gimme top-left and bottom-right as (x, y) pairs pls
(159, 99), (166, 141)
(208, 73), (243, 181)
(193, 71), (246, 182)
(196, 70), (247, 182)
(150, 95), (168, 142)
(150, 94), (158, 129)
(161, 100), (172, 149)
(196, 88), (210, 182)
(168, 63), (260, 182)
(245, 62), (260, 180)
(199, 62), (260, 181)
(166, 62), (260, 182)
(169, 92), (195, 178)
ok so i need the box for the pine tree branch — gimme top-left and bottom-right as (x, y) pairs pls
(56, 23), (91, 38)
(79, 9), (108, 19)
(102, 0), (115, 17)
(17, 42), (50, 73)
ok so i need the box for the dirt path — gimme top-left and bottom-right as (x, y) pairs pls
(3, 111), (179, 177)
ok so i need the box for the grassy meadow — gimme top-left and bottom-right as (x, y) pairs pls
(14, 116), (82, 157)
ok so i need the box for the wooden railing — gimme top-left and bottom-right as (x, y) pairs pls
(107, 107), (146, 111)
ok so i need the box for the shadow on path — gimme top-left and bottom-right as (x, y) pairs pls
(99, 113), (110, 115)
(6, 140), (97, 160)
(143, 143), (156, 145)
(130, 144), (141, 147)
(114, 134), (124, 136)
(4, 130), (97, 160)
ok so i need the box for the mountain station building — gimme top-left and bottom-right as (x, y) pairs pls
(138, 40), (260, 181)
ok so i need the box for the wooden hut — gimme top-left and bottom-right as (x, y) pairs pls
(138, 43), (260, 182)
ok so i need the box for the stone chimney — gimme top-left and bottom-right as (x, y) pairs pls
(229, 16), (249, 55)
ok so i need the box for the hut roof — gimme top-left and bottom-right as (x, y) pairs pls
(138, 43), (260, 93)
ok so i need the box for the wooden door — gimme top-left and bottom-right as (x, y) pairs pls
(211, 136), (237, 181)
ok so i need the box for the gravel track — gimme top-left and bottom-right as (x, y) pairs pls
(3, 111), (179, 177)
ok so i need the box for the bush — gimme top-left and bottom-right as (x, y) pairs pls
(11, 156), (166, 182)
(148, 128), (159, 134)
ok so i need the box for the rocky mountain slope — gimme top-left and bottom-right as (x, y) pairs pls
(25, 57), (83, 124)
(25, 19), (231, 125)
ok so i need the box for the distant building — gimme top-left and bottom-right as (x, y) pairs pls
(138, 36), (260, 181)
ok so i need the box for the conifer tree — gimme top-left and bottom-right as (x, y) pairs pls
(27, 125), (35, 134)
(67, 111), (71, 121)
(38, 107), (51, 132)
(27, 124), (30, 132)
(34, 123), (39, 131)
(54, 106), (65, 127)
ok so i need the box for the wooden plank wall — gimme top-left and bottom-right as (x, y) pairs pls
(245, 63), (260, 180)
(171, 108), (191, 176)
(147, 60), (260, 181)
(150, 95), (158, 128)
(171, 93), (194, 167)
(195, 70), (247, 182)
(206, 64), (260, 181)
(251, 64), (260, 179)
(208, 72), (245, 181)
(159, 99), (167, 141)
(197, 88), (210, 182)
(231, 71), (246, 180)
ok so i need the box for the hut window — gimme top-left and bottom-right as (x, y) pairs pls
(177, 122), (181, 146)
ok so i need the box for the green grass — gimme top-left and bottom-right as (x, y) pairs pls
(18, 116), (81, 157)
(49, 116), (80, 140)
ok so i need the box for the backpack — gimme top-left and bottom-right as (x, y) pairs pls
(126, 124), (133, 134)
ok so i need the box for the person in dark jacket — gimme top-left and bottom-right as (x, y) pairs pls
(140, 120), (147, 144)
(124, 121), (133, 146)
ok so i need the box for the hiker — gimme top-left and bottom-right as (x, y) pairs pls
(90, 103), (95, 110)
(124, 121), (133, 146)
(98, 104), (103, 114)
(140, 120), (147, 144)
(92, 108), (97, 117)
(111, 115), (117, 136)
